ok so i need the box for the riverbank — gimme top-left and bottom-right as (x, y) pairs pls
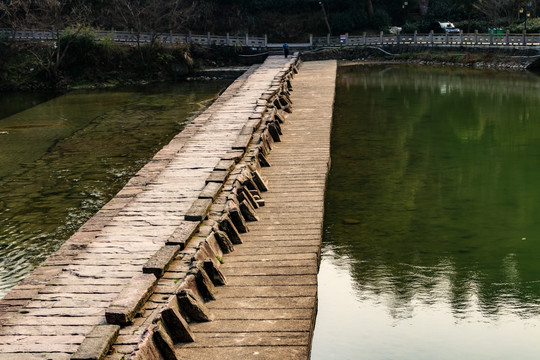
(3, 40), (539, 92)
(301, 46), (540, 71)
(0, 39), (263, 92)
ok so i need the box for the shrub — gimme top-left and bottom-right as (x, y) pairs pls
(402, 22), (418, 33)
(506, 17), (540, 33)
(370, 9), (392, 31)
(454, 19), (490, 33)
(59, 28), (99, 69)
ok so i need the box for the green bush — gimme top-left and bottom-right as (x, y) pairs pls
(454, 19), (490, 33)
(506, 17), (540, 33)
(59, 28), (99, 69)
(402, 22), (418, 33)
(370, 9), (392, 31)
(330, 11), (368, 35)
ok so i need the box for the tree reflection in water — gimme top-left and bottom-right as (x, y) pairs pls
(313, 65), (540, 359)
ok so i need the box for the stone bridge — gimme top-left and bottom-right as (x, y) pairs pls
(0, 55), (337, 360)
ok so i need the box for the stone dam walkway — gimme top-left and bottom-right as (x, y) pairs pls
(0, 58), (337, 359)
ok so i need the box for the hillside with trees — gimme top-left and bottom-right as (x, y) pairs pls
(0, 0), (538, 90)
(1, 0), (539, 40)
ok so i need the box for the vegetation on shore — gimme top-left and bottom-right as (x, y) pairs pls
(0, 29), (260, 91)
(302, 46), (536, 70)
(1, 0), (539, 91)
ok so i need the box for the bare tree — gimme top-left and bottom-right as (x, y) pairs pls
(114, 0), (195, 49)
(0, 0), (32, 42)
(474, 0), (508, 24)
(26, 0), (91, 82)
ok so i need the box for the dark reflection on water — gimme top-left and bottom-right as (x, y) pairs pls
(0, 92), (56, 120)
(312, 65), (540, 359)
(0, 81), (231, 298)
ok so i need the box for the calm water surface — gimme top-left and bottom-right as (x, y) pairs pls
(0, 81), (230, 298)
(312, 65), (540, 359)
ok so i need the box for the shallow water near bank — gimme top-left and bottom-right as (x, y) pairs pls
(312, 65), (540, 359)
(0, 80), (231, 298)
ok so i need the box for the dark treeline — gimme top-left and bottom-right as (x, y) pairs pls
(0, 0), (539, 90)
(1, 0), (539, 41)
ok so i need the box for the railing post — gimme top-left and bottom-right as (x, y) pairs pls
(505, 30), (509, 46)
(380, 31), (384, 45)
(429, 30), (434, 46)
(327, 33), (330, 45)
(522, 30), (526, 46)
(460, 30), (463, 45)
(489, 29), (493, 45)
(265, 34), (268, 47)
(188, 30), (192, 43)
(397, 30), (401, 45)
(207, 31), (211, 45)
(363, 32), (367, 46)
(445, 31), (449, 45)
(346, 32), (350, 45)
(414, 30), (417, 44)
(474, 30), (478, 45)
(245, 33), (249, 46)
(226, 32), (230, 46)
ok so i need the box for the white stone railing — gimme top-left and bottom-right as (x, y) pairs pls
(3, 28), (539, 49)
(0, 28), (268, 47)
(312, 31), (540, 47)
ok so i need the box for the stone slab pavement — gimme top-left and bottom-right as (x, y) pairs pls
(0, 56), (297, 359)
(175, 60), (337, 359)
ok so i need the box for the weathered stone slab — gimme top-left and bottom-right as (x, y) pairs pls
(143, 245), (181, 278)
(165, 221), (199, 247)
(178, 346), (309, 360)
(232, 134), (252, 150)
(268, 122), (281, 142)
(184, 198), (213, 222)
(194, 268), (216, 301)
(151, 325), (177, 360)
(240, 123), (255, 135)
(258, 151), (271, 167)
(160, 307), (195, 343)
(181, 332), (310, 347)
(213, 230), (234, 254)
(221, 150), (245, 162)
(214, 159), (235, 172)
(198, 182), (223, 200)
(237, 186), (259, 210)
(105, 273), (158, 325)
(239, 200), (259, 222)
(177, 289), (213, 323)
(71, 325), (120, 360)
(203, 259), (227, 286)
(205, 170), (229, 184)
(218, 215), (243, 245)
(227, 203), (249, 233)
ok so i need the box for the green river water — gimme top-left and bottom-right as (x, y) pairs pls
(312, 65), (540, 359)
(0, 81), (230, 298)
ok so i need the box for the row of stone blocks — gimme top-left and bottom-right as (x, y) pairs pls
(71, 56), (300, 360)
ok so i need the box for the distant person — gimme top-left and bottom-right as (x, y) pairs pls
(283, 43), (289, 58)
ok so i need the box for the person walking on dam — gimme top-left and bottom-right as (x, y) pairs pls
(283, 43), (289, 58)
